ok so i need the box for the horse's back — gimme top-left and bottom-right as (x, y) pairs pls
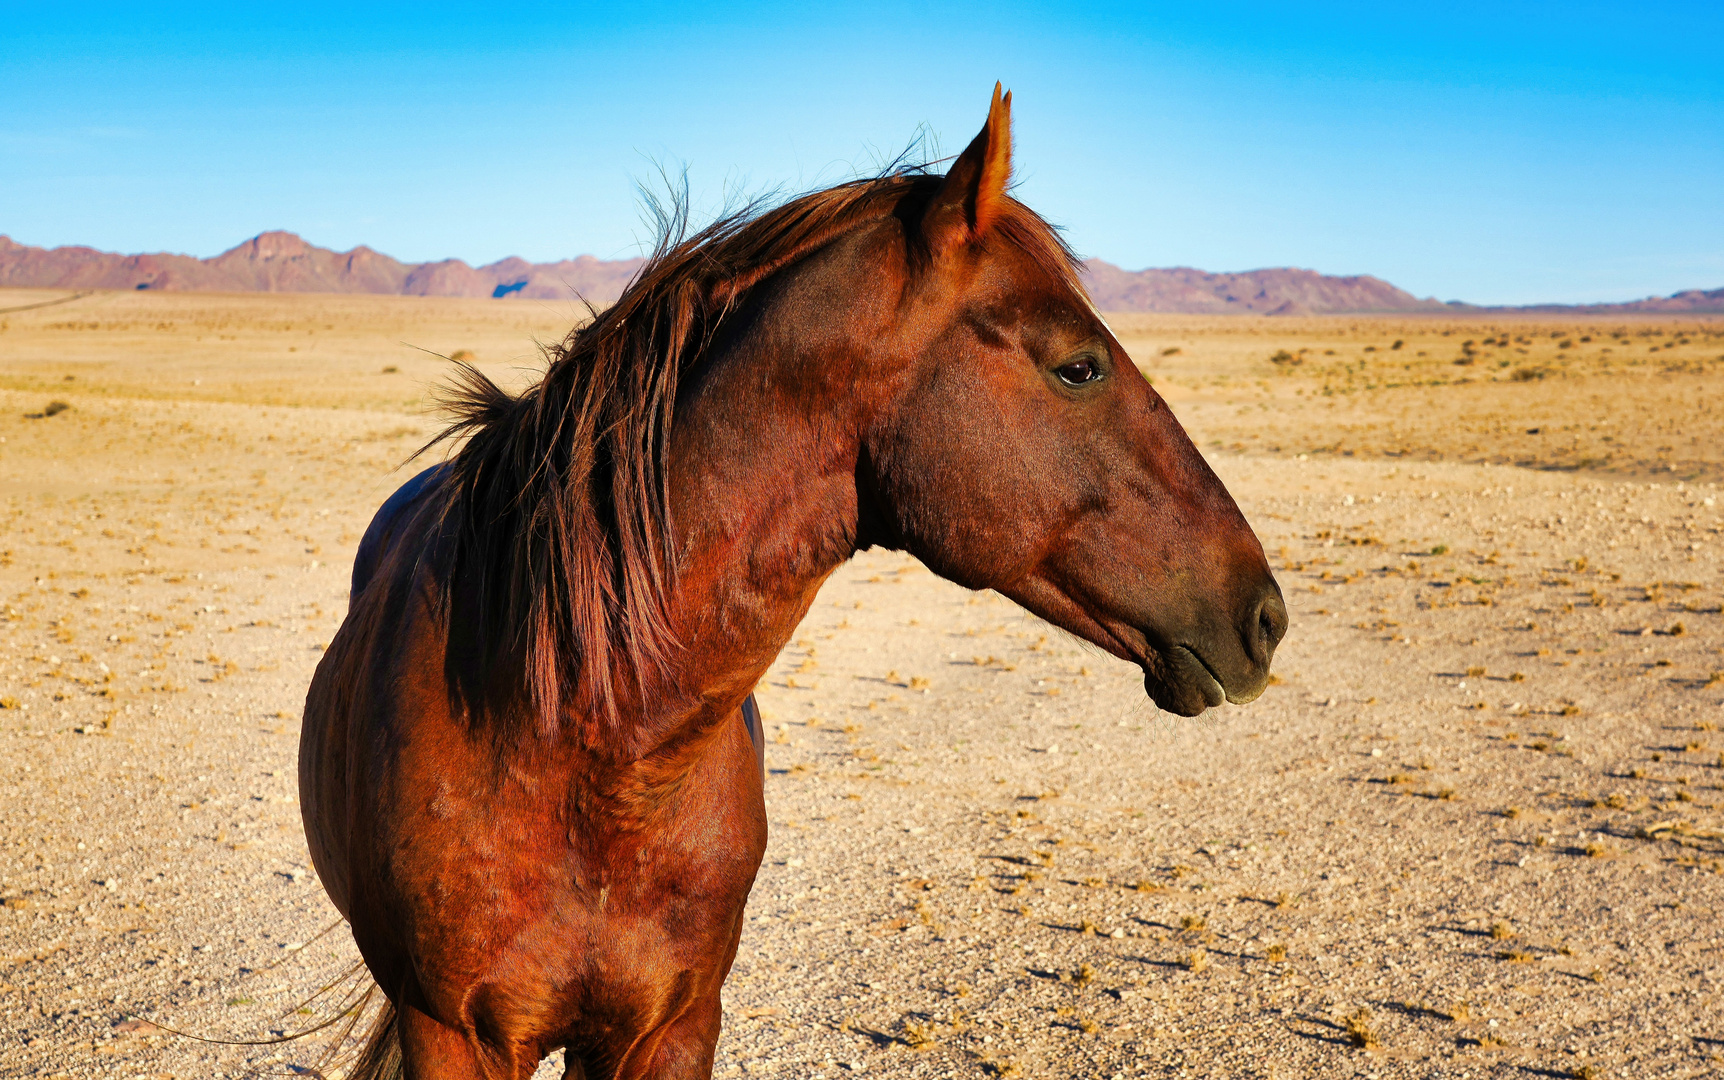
(351, 462), (451, 602)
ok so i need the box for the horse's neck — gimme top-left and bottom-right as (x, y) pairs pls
(654, 338), (872, 725)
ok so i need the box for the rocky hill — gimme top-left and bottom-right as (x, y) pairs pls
(2, 232), (1719, 313)
(1077, 261), (1450, 315)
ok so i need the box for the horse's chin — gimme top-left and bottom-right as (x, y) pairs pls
(1142, 645), (1228, 717)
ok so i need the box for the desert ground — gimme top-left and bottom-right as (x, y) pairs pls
(2, 287), (1722, 1079)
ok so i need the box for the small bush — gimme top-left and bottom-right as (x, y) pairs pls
(1269, 349), (1301, 366)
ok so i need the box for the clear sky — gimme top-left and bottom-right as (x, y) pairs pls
(3, 2), (1720, 305)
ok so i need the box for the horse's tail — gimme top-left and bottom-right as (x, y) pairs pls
(339, 992), (402, 1080)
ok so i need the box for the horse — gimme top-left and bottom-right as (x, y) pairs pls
(299, 84), (1286, 1080)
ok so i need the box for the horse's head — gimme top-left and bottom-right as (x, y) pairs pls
(862, 86), (1286, 715)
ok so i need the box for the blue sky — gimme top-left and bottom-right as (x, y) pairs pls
(2, 2), (1720, 304)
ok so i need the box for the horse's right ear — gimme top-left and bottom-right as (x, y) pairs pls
(922, 83), (1013, 253)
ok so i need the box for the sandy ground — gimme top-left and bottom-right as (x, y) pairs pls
(2, 290), (1722, 1079)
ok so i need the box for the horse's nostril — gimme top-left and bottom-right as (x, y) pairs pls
(1254, 592), (1288, 653)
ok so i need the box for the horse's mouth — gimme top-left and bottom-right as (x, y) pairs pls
(1156, 645), (1227, 713)
(1002, 578), (1267, 717)
(1092, 618), (1233, 717)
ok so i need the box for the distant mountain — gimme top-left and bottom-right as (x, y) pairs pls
(1078, 261), (1451, 315)
(0, 231), (645, 303)
(1507, 287), (1724, 315)
(2, 232), (1719, 314)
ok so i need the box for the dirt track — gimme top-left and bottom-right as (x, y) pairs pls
(2, 291), (1722, 1078)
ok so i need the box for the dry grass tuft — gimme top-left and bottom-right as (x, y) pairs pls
(1265, 943), (1288, 962)
(1183, 948), (1209, 974)
(1342, 1007), (1380, 1049)
(1489, 921), (1514, 940)
(902, 1019), (939, 1050)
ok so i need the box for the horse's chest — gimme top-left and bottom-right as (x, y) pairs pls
(396, 786), (765, 986)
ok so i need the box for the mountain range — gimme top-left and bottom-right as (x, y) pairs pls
(2, 231), (1719, 315)
(0, 231), (643, 305)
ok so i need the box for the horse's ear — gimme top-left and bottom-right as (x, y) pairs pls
(923, 82), (1013, 251)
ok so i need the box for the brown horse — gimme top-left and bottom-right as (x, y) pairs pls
(300, 85), (1285, 1079)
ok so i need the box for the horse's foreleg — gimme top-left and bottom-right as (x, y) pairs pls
(398, 995), (538, 1080)
(610, 994), (724, 1080)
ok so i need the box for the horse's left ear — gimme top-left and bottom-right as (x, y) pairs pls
(923, 83), (1013, 251)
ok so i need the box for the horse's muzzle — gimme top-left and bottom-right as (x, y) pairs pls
(1144, 580), (1287, 716)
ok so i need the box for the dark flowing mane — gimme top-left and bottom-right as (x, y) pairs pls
(421, 171), (1081, 732)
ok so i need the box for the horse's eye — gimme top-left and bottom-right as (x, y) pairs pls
(1055, 359), (1099, 386)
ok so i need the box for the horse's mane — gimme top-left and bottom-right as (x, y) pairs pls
(421, 169), (1080, 732)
